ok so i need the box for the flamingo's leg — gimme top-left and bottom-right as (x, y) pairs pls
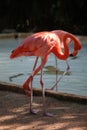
(31, 56), (39, 87)
(33, 57), (39, 71)
(50, 60), (70, 90)
(46, 56), (59, 91)
(24, 57), (39, 115)
(29, 75), (39, 114)
(23, 55), (49, 115)
(55, 57), (58, 91)
(24, 75), (39, 115)
(31, 57), (39, 101)
(30, 57), (40, 114)
(40, 59), (53, 117)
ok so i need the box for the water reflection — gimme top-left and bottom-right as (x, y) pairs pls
(9, 73), (24, 81)
(70, 56), (78, 60)
(44, 65), (71, 75)
(0, 35), (87, 96)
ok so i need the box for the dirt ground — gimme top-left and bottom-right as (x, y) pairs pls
(0, 91), (87, 130)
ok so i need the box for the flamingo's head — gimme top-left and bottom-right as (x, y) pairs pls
(10, 46), (23, 59)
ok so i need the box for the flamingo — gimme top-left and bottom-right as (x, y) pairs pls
(10, 31), (82, 116)
(30, 30), (79, 91)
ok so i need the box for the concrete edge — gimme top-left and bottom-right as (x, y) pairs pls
(0, 81), (87, 104)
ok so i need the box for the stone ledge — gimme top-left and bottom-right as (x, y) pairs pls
(0, 81), (87, 104)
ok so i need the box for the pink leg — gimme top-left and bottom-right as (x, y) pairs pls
(30, 56), (39, 97)
(40, 59), (53, 117)
(23, 55), (49, 115)
(24, 75), (39, 115)
(30, 57), (40, 114)
(46, 56), (59, 91)
(30, 56), (39, 114)
(33, 57), (39, 71)
(24, 57), (39, 115)
(50, 60), (70, 90)
(55, 57), (58, 91)
(47, 56), (59, 91)
(30, 76), (39, 114)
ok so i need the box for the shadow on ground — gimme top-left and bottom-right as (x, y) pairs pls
(0, 91), (87, 130)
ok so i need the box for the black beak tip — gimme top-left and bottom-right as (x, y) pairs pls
(11, 50), (14, 53)
(69, 53), (74, 57)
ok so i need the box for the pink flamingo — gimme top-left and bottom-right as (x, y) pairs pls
(10, 31), (82, 116)
(30, 30), (79, 91)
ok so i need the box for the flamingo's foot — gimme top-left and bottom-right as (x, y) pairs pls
(44, 112), (54, 117)
(30, 109), (39, 115)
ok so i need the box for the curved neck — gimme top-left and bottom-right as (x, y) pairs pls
(69, 33), (82, 50)
(52, 32), (82, 60)
(52, 35), (70, 60)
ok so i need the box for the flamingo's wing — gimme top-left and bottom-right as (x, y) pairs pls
(10, 32), (59, 58)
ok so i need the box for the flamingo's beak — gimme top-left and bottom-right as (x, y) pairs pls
(11, 50), (14, 53)
(69, 53), (73, 57)
(69, 51), (78, 57)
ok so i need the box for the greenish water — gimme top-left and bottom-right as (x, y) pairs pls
(0, 36), (87, 96)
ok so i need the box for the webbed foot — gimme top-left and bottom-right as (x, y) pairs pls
(30, 109), (39, 115)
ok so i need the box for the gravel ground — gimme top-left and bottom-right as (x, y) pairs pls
(0, 91), (87, 130)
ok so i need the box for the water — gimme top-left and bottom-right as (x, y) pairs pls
(0, 36), (87, 96)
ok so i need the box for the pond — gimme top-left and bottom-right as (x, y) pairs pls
(0, 34), (87, 96)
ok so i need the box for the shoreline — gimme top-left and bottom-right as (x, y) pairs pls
(0, 81), (87, 104)
(0, 32), (31, 39)
(0, 32), (87, 41)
